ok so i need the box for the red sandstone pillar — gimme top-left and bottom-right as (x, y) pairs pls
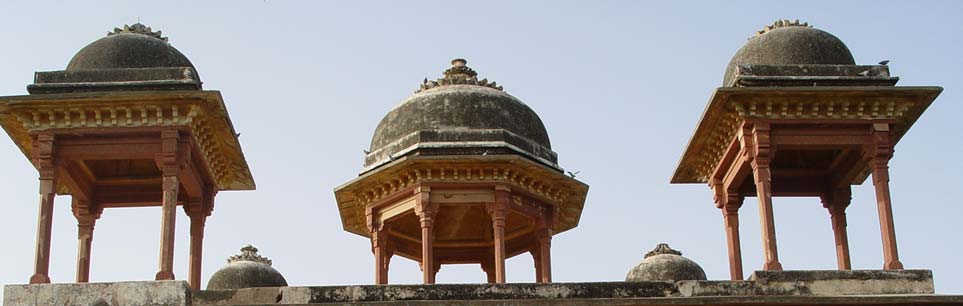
(415, 186), (436, 284)
(432, 262), (442, 281)
(371, 225), (388, 285)
(188, 212), (206, 289)
(482, 261), (495, 283)
(73, 199), (100, 283)
(155, 130), (180, 280)
(821, 187), (852, 270)
(75, 218), (95, 283)
(749, 123), (782, 271)
(30, 134), (56, 284)
(490, 185), (510, 283)
(722, 194), (745, 280)
(531, 249), (542, 283)
(868, 123), (904, 270)
(383, 251), (392, 283)
(535, 228), (552, 283)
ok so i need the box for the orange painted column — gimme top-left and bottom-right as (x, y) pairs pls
(531, 249), (542, 283)
(481, 261), (495, 283)
(371, 225), (388, 284)
(721, 195), (745, 280)
(155, 130), (180, 280)
(415, 186), (436, 284)
(535, 228), (552, 283)
(30, 134), (57, 284)
(821, 187), (852, 270)
(188, 213), (206, 289)
(74, 201), (98, 283)
(750, 123), (782, 271)
(491, 185), (510, 283)
(868, 123), (904, 270)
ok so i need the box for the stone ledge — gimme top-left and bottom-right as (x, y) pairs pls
(278, 282), (678, 304)
(748, 270), (935, 295)
(3, 280), (190, 306)
(275, 295), (963, 306)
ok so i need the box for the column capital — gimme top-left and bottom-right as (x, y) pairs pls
(156, 129), (183, 176)
(820, 187), (852, 210)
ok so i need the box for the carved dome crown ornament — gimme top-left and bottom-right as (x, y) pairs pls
(754, 19), (812, 38)
(416, 58), (504, 93)
(645, 243), (683, 258)
(227, 245), (273, 266)
(108, 23), (168, 42)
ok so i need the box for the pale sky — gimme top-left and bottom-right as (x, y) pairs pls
(1, 0), (961, 294)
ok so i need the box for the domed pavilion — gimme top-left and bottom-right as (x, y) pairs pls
(0, 23), (254, 290)
(334, 59), (588, 284)
(671, 20), (942, 280)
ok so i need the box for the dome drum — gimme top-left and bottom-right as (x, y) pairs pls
(363, 128), (559, 173)
(28, 67), (202, 94)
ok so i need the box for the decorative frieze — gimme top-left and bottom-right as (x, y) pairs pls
(674, 87), (939, 184)
(336, 157), (587, 237)
(0, 93), (254, 191)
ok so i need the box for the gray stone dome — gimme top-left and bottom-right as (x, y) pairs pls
(207, 245), (288, 290)
(364, 59), (557, 171)
(66, 23), (197, 72)
(724, 20), (855, 86)
(626, 243), (707, 282)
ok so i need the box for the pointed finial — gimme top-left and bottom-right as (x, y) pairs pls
(227, 244), (273, 266)
(644, 243), (683, 258)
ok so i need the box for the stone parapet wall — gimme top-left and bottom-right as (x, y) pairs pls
(4, 270), (957, 306)
(3, 281), (189, 306)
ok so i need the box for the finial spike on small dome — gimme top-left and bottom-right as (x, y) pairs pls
(645, 243), (683, 258)
(414, 58), (504, 93)
(227, 244), (273, 266)
(754, 19), (812, 38)
(108, 23), (168, 42)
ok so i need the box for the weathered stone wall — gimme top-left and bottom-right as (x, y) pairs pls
(5, 270), (957, 306)
(3, 281), (189, 306)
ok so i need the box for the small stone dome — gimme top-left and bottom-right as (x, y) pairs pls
(207, 245), (288, 290)
(626, 243), (707, 282)
(724, 20), (855, 86)
(365, 59), (557, 171)
(66, 23), (197, 72)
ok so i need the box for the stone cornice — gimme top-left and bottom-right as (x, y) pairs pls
(671, 86), (942, 184)
(0, 90), (255, 191)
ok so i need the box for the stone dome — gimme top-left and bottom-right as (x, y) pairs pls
(724, 20), (855, 86)
(207, 245), (288, 290)
(66, 23), (197, 72)
(626, 243), (707, 282)
(364, 59), (557, 171)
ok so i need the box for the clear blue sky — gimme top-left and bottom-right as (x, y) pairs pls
(1, 0), (961, 293)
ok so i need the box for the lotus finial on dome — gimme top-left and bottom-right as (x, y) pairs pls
(754, 19), (812, 38)
(108, 23), (168, 42)
(416, 58), (504, 93)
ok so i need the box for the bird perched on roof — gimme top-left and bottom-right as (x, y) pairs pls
(879, 60), (890, 65)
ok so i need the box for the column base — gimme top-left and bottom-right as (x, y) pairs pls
(155, 270), (175, 280)
(885, 260), (904, 270)
(29, 274), (50, 284)
(763, 261), (783, 270)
